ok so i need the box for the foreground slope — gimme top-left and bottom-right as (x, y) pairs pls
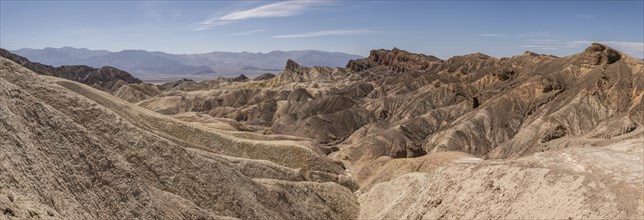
(0, 57), (358, 219)
(359, 138), (643, 219)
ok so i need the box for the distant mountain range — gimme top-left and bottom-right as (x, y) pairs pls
(12, 47), (362, 78)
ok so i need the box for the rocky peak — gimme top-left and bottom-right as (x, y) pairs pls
(368, 48), (442, 66)
(285, 59), (301, 71)
(578, 43), (622, 65)
(443, 52), (500, 74)
(523, 51), (540, 57)
(213, 74), (250, 82)
(253, 73), (276, 81)
(231, 74), (249, 82)
(271, 59), (340, 84)
(97, 66), (142, 84)
(98, 66), (120, 72)
(347, 48), (442, 73)
(159, 78), (194, 90)
(452, 52), (493, 61)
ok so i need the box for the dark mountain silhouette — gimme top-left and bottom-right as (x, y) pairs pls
(12, 47), (362, 78)
(0, 48), (141, 91)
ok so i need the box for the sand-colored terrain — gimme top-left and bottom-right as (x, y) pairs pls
(1, 43), (642, 219)
(0, 58), (357, 219)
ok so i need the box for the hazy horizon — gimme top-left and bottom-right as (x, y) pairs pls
(9, 42), (638, 60)
(1, 1), (643, 59)
(12, 46), (363, 56)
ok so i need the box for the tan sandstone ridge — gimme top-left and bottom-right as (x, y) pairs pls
(1, 43), (643, 219)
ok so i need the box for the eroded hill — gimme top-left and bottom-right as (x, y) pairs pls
(0, 57), (358, 219)
(127, 43), (643, 218)
(1, 43), (642, 219)
(137, 43), (643, 163)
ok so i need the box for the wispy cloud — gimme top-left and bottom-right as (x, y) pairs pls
(193, 1), (329, 31)
(519, 38), (562, 50)
(227, 29), (267, 37)
(220, 1), (326, 21)
(517, 32), (552, 38)
(480, 34), (506, 37)
(192, 19), (233, 31)
(514, 32), (560, 50)
(525, 39), (559, 44)
(44, 27), (134, 38)
(518, 45), (560, 50)
(577, 14), (595, 19)
(272, 29), (375, 38)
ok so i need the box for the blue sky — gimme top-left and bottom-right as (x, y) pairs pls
(1, 0), (642, 58)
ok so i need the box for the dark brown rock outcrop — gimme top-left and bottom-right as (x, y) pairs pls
(225, 74), (249, 82)
(578, 43), (622, 65)
(347, 48), (442, 73)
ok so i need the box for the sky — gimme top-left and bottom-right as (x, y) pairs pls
(1, 0), (643, 59)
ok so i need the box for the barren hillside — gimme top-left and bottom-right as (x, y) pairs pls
(0, 57), (358, 219)
(1, 43), (642, 219)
